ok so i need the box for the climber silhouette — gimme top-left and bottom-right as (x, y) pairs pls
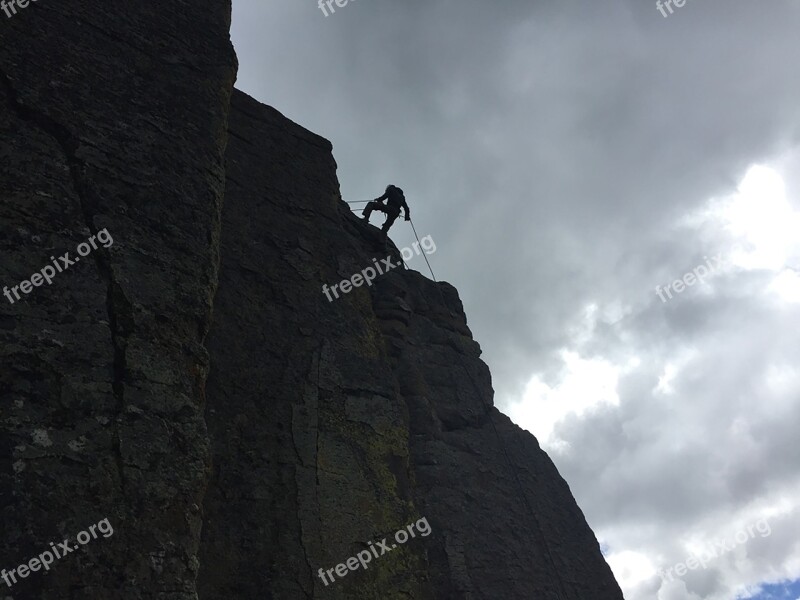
(362, 185), (410, 233)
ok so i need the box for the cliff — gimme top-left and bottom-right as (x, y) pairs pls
(1, 2), (237, 598)
(0, 3), (624, 599)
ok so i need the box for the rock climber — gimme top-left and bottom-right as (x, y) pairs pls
(362, 185), (410, 233)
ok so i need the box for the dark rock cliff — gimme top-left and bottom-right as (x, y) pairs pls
(197, 90), (623, 600)
(0, 1), (237, 598)
(1, 4), (623, 600)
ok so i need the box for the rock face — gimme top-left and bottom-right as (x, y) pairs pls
(1, 5), (623, 600)
(197, 89), (624, 600)
(0, 2), (237, 599)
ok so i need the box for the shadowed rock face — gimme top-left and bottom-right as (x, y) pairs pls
(0, 1), (237, 598)
(1, 5), (622, 600)
(198, 89), (625, 600)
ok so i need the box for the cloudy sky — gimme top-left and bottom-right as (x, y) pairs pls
(229, 1), (800, 598)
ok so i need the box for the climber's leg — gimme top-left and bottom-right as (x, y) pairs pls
(362, 201), (384, 221)
(381, 209), (400, 233)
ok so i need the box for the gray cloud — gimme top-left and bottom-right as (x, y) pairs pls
(231, 0), (800, 597)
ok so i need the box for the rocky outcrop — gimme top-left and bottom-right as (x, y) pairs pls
(198, 89), (624, 600)
(0, 2), (237, 598)
(1, 5), (622, 600)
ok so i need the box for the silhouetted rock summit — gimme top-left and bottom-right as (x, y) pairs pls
(1, 3), (624, 599)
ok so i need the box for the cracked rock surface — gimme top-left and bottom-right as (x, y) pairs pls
(0, 2), (237, 598)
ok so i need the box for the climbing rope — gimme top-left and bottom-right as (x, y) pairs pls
(408, 217), (437, 283)
(343, 199), (437, 282)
